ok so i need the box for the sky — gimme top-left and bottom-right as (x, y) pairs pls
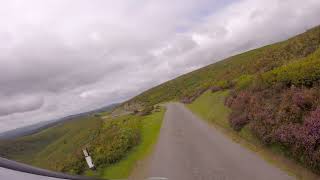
(0, 0), (320, 132)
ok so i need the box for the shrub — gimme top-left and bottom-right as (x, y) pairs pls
(88, 117), (141, 169)
(215, 80), (234, 89)
(61, 152), (87, 174)
(132, 110), (139, 115)
(228, 76), (320, 172)
(274, 124), (299, 147)
(276, 88), (304, 124)
(181, 88), (208, 104)
(234, 75), (254, 90)
(249, 105), (276, 144)
(139, 106), (154, 116)
(276, 108), (320, 171)
(292, 88), (315, 110)
(226, 91), (251, 131)
(261, 49), (320, 87)
(302, 108), (320, 155)
(210, 86), (223, 93)
(94, 113), (102, 117)
(229, 113), (249, 131)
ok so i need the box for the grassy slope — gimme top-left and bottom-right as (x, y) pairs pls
(123, 25), (320, 109)
(0, 107), (165, 179)
(187, 90), (319, 179)
(108, 25), (320, 178)
(86, 108), (165, 179)
(0, 116), (102, 171)
(187, 90), (230, 128)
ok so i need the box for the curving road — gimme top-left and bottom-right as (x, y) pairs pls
(142, 103), (294, 180)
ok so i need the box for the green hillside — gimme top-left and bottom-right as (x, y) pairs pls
(88, 109), (165, 179)
(0, 115), (103, 173)
(0, 106), (165, 179)
(123, 25), (320, 109)
(121, 25), (320, 174)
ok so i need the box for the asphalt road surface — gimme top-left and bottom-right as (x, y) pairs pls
(143, 103), (294, 180)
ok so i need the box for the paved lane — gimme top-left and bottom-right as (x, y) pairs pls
(144, 103), (294, 180)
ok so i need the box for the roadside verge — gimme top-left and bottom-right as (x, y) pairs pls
(186, 90), (319, 180)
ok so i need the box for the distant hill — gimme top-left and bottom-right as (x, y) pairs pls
(0, 103), (119, 140)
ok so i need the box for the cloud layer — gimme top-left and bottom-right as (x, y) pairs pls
(0, 0), (319, 132)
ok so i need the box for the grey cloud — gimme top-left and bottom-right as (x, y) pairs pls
(0, 95), (44, 116)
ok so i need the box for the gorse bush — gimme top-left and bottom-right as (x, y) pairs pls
(61, 152), (87, 174)
(215, 80), (234, 89)
(261, 50), (320, 88)
(139, 106), (154, 116)
(60, 116), (141, 174)
(90, 117), (140, 168)
(234, 75), (254, 90)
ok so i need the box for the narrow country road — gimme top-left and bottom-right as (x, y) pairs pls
(142, 103), (294, 180)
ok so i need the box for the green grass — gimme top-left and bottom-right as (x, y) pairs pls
(0, 116), (102, 173)
(186, 90), (258, 144)
(0, 106), (166, 178)
(87, 109), (165, 179)
(187, 90), (231, 128)
(261, 48), (320, 87)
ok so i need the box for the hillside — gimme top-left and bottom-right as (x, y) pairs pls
(123, 25), (320, 109)
(0, 103), (119, 140)
(0, 104), (165, 179)
(120, 25), (320, 174)
(0, 115), (103, 173)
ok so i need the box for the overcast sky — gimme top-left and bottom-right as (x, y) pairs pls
(0, 0), (320, 132)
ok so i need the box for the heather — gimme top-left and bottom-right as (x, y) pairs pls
(226, 54), (320, 172)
